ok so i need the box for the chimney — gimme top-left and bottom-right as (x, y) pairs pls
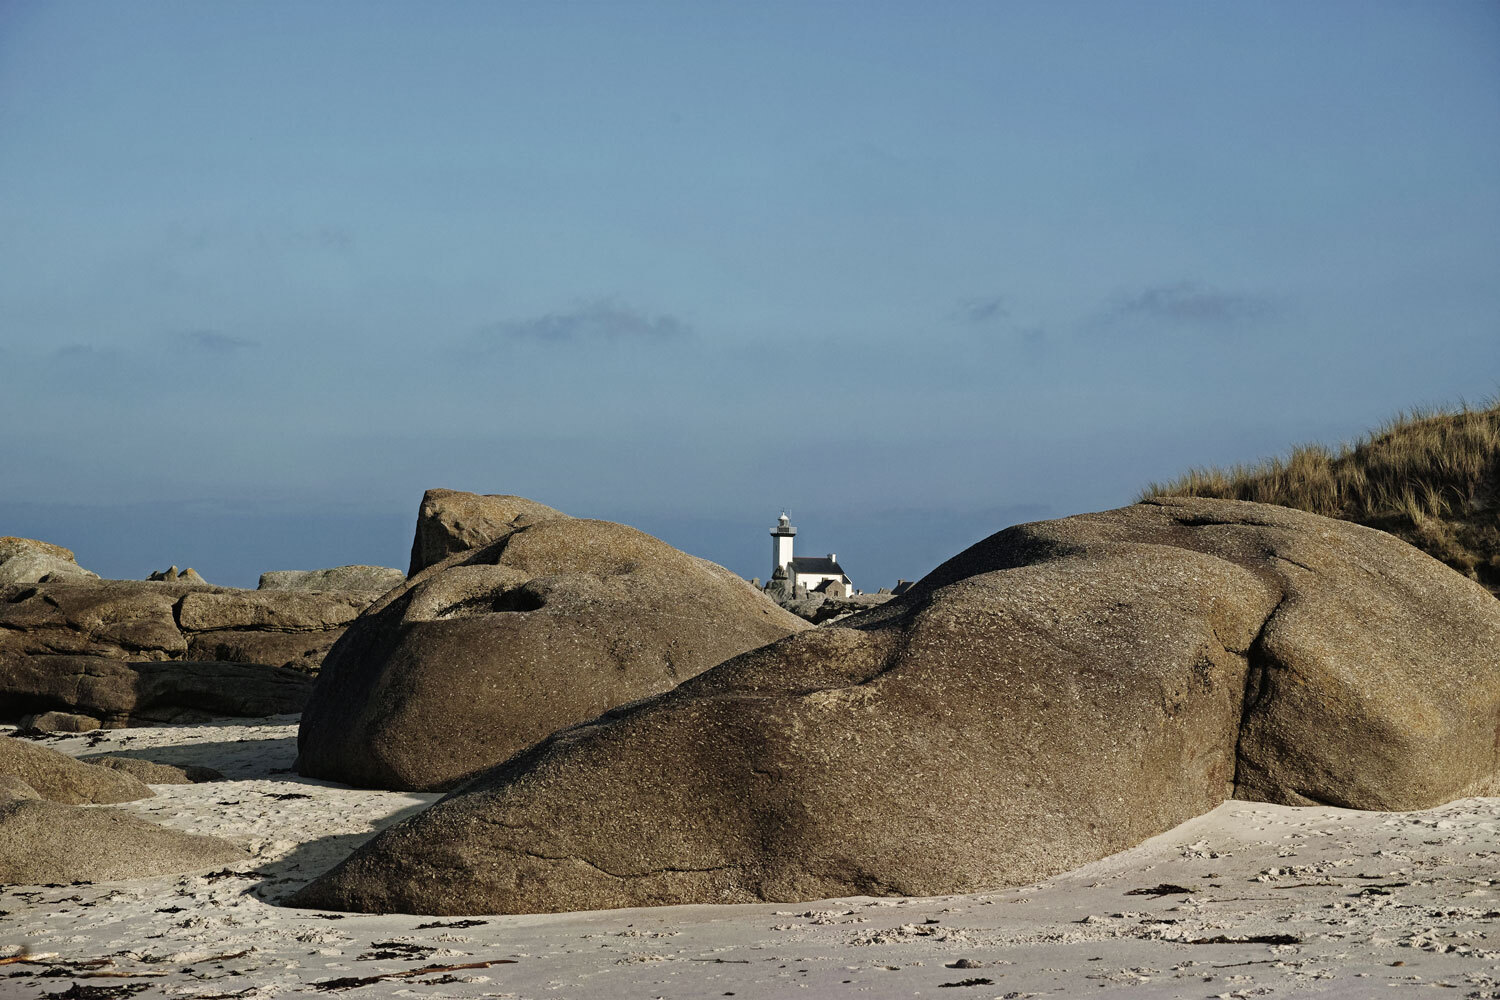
(828, 553), (837, 563)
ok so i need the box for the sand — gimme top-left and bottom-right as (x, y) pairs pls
(1, 716), (1497, 998)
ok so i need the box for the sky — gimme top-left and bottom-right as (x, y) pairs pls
(1, 0), (1498, 589)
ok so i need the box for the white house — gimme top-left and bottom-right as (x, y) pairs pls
(770, 512), (853, 596)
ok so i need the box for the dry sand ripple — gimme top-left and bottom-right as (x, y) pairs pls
(1, 717), (1496, 998)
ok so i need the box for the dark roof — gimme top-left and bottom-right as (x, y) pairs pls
(790, 556), (846, 576)
(891, 579), (917, 595)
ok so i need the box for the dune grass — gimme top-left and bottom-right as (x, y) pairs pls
(1141, 401), (1500, 593)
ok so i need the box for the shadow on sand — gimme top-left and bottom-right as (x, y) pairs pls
(80, 735), (302, 779)
(243, 797), (435, 907)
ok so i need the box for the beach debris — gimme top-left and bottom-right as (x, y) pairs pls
(1126, 883), (1196, 897)
(1186, 934), (1302, 945)
(354, 941), (437, 961)
(41, 985), (150, 999)
(311, 959), (516, 991)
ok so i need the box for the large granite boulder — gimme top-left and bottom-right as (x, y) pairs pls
(259, 565), (406, 594)
(292, 498), (1500, 915)
(0, 738), (152, 804)
(0, 537), (97, 586)
(0, 799), (247, 884)
(407, 489), (565, 576)
(298, 501), (808, 791)
(0, 655), (313, 726)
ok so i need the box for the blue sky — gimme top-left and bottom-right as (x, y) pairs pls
(1, 0), (1497, 588)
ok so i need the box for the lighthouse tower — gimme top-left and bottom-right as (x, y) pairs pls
(770, 511), (797, 576)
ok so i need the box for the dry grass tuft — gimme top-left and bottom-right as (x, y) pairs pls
(1142, 400), (1500, 593)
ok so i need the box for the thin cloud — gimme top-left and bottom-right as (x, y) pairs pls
(1110, 281), (1272, 326)
(479, 299), (693, 346)
(50, 343), (109, 360)
(173, 330), (258, 353)
(954, 295), (1009, 325)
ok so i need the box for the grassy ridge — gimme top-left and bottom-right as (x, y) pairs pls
(1141, 402), (1500, 594)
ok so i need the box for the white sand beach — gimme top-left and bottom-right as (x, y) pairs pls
(1, 716), (1496, 999)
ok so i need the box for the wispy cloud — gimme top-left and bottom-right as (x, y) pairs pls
(478, 299), (693, 346)
(172, 330), (258, 354)
(953, 295), (1009, 325)
(163, 221), (355, 255)
(1108, 281), (1273, 326)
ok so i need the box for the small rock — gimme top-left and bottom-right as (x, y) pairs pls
(84, 755), (225, 784)
(17, 711), (103, 734)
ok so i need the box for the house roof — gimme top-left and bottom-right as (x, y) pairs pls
(790, 556), (846, 577)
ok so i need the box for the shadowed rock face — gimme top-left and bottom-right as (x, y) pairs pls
(0, 580), (370, 726)
(298, 504), (809, 792)
(0, 656), (314, 727)
(292, 498), (1500, 916)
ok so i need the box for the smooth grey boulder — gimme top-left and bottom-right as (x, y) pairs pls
(293, 498), (1500, 916)
(258, 565), (406, 594)
(407, 489), (566, 576)
(0, 738), (152, 804)
(0, 799), (247, 884)
(299, 498), (808, 791)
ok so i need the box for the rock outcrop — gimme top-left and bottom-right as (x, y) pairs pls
(407, 489), (565, 576)
(292, 498), (1500, 916)
(0, 579), (368, 670)
(0, 537), (98, 586)
(0, 799), (247, 884)
(0, 655), (313, 727)
(0, 738), (153, 804)
(148, 565), (209, 584)
(0, 579), (373, 725)
(259, 565), (406, 594)
(299, 495), (808, 791)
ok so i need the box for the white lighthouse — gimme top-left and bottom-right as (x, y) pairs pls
(770, 511), (797, 574)
(768, 512), (854, 596)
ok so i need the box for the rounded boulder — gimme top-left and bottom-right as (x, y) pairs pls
(298, 506), (807, 791)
